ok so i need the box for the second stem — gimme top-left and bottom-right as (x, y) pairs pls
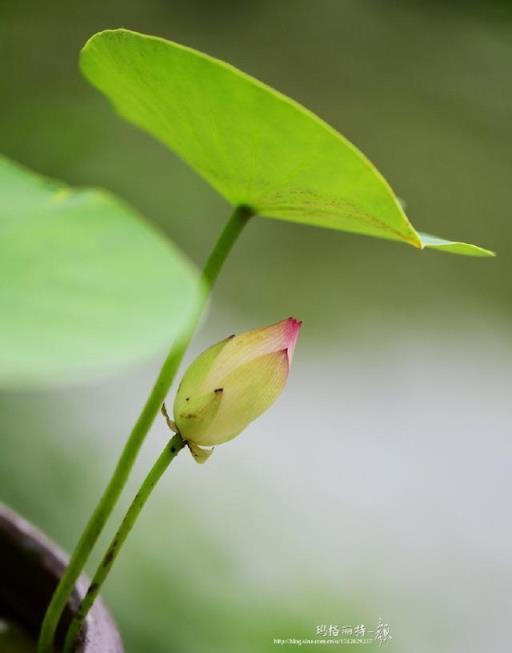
(63, 433), (186, 652)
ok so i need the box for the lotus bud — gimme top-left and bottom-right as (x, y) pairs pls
(173, 318), (302, 461)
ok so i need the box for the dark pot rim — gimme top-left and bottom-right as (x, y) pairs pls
(0, 502), (124, 653)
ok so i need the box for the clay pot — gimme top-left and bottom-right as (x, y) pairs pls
(0, 503), (123, 653)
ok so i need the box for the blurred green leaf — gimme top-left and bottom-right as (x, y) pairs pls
(80, 29), (493, 257)
(0, 156), (204, 387)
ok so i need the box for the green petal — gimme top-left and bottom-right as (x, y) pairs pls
(174, 387), (223, 444)
(187, 442), (214, 464)
(196, 350), (289, 446)
(175, 337), (232, 399)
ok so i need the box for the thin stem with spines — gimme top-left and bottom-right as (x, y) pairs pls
(37, 205), (253, 653)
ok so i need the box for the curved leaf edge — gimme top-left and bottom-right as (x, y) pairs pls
(0, 154), (204, 269)
(418, 231), (495, 257)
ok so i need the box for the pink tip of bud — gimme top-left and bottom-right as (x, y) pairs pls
(284, 317), (302, 363)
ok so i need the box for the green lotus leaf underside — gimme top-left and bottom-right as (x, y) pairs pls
(80, 29), (493, 257)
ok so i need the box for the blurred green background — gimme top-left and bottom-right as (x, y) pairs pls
(1, 1), (510, 652)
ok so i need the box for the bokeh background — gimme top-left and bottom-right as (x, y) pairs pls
(1, 1), (511, 651)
